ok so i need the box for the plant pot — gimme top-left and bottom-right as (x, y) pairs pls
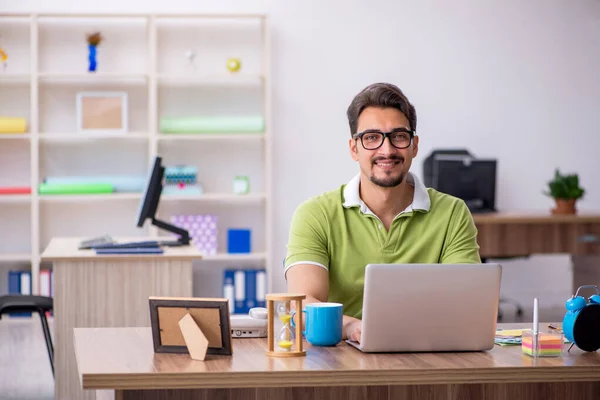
(552, 198), (577, 215)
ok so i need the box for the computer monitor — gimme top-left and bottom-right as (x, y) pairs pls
(136, 156), (190, 246)
(431, 155), (497, 213)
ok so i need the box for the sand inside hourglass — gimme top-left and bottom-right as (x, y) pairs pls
(278, 314), (294, 350)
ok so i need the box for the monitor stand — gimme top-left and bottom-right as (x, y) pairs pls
(152, 218), (190, 246)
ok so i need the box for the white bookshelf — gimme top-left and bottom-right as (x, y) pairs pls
(0, 12), (272, 296)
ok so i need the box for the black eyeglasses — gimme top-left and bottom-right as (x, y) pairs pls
(353, 128), (415, 150)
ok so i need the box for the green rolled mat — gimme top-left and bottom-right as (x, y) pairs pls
(38, 183), (114, 194)
(160, 116), (265, 134)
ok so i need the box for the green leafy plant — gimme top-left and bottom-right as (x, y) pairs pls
(545, 168), (585, 200)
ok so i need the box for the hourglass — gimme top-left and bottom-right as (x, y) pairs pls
(265, 293), (306, 357)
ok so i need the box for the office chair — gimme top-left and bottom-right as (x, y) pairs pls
(498, 297), (524, 321)
(0, 295), (54, 377)
(481, 258), (524, 321)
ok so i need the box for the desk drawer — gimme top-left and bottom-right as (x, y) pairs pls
(476, 222), (600, 258)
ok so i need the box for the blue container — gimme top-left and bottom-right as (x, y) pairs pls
(227, 229), (251, 253)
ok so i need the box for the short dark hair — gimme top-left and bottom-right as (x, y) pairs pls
(346, 83), (417, 136)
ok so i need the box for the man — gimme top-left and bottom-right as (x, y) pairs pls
(284, 82), (481, 343)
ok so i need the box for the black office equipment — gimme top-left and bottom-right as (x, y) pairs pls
(423, 149), (473, 188)
(424, 150), (497, 213)
(135, 156), (190, 246)
(95, 156), (190, 250)
(0, 295), (54, 377)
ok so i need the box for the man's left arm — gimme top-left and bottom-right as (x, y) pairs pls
(440, 200), (481, 264)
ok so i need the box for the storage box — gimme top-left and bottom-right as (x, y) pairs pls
(170, 214), (218, 256)
(227, 229), (251, 253)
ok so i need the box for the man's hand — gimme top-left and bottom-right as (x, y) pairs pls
(343, 316), (362, 343)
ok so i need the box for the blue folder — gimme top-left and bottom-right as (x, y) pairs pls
(95, 248), (164, 255)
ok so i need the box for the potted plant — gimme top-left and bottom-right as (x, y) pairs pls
(545, 168), (585, 215)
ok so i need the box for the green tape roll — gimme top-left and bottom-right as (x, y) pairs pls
(38, 183), (114, 194)
(160, 116), (265, 133)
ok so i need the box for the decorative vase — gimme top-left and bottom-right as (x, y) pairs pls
(552, 198), (577, 215)
(88, 44), (97, 72)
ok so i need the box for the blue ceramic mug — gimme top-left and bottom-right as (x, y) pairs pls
(292, 302), (343, 346)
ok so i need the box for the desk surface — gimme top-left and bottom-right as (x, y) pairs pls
(74, 324), (600, 391)
(472, 212), (600, 224)
(41, 237), (202, 261)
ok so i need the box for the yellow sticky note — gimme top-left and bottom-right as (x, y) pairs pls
(496, 329), (531, 337)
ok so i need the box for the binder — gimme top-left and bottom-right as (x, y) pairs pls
(244, 270), (257, 310)
(256, 269), (266, 308)
(8, 271), (30, 317)
(234, 270), (246, 314)
(20, 271), (31, 295)
(39, 270), (51, 297)
(223, 270), (235, 315)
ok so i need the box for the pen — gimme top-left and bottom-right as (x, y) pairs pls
(533, 298), (539, 336)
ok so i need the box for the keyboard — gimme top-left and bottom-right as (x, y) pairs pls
(92, 241), (161, 249)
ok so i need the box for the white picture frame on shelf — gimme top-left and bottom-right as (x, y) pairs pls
(76, 91), (128, 134)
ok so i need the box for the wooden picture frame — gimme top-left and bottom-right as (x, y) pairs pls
(149, 296), (232, 356)
(76, 91), (128, 134)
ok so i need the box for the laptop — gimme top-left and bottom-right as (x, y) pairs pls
(346, 263), (501, 353)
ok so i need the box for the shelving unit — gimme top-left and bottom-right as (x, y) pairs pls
(0, 12), (272, 296)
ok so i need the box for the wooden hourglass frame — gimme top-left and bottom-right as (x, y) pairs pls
(266, 293), (306, 357)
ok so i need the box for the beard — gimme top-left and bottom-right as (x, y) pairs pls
(369, 155), (405, 188)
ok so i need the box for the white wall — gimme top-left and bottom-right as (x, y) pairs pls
(3, 0), (600, 302)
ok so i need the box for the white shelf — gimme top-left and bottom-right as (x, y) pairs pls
(0, 194), (31, 203)
(0, 253), (31, 262)
(161, 192), (266, 203)
(40, 132), (149, 141)
(0, 12), (272, 297)
(0, 74), (30, 84)
(157, 74), (263, 87)
(202, 252), (266, 262)
(157, 133), (264, 141)
(37, 192), (266, 203)
(0, 134), (31, 140)
(39, 193), (142, 202)
(38, 72), (148, 85)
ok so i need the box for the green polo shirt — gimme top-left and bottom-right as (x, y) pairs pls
(284, 172), (481, 319)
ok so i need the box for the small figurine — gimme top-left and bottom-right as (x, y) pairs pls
(0, 47), (7, 71)
(226, 57), (241, 73)
(86, 32), (103, 72)
(0, 35), (7, 71)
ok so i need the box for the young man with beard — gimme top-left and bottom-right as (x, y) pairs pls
(284, 83), (481, 343)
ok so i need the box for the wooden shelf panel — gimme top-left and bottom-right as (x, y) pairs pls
(157, 74), (263, 87)
(37, 193), (265, 203)
(39, 133), (149, 141)
(0, 134), (31, 140)
(0, 74), (31, 84)
(0, 253), (31, 262)
(38, 73), (148, 84)
(161, 193), (266, 203)
(39, 193), (141, 202)
(0, 194), (31, 203)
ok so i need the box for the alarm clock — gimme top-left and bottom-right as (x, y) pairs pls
(562, 285), (600, 352)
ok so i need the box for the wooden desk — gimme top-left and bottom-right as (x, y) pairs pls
(74, 324), (600, 400)
(41, 237), (200, 400)
(473, 213), (600, 292)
